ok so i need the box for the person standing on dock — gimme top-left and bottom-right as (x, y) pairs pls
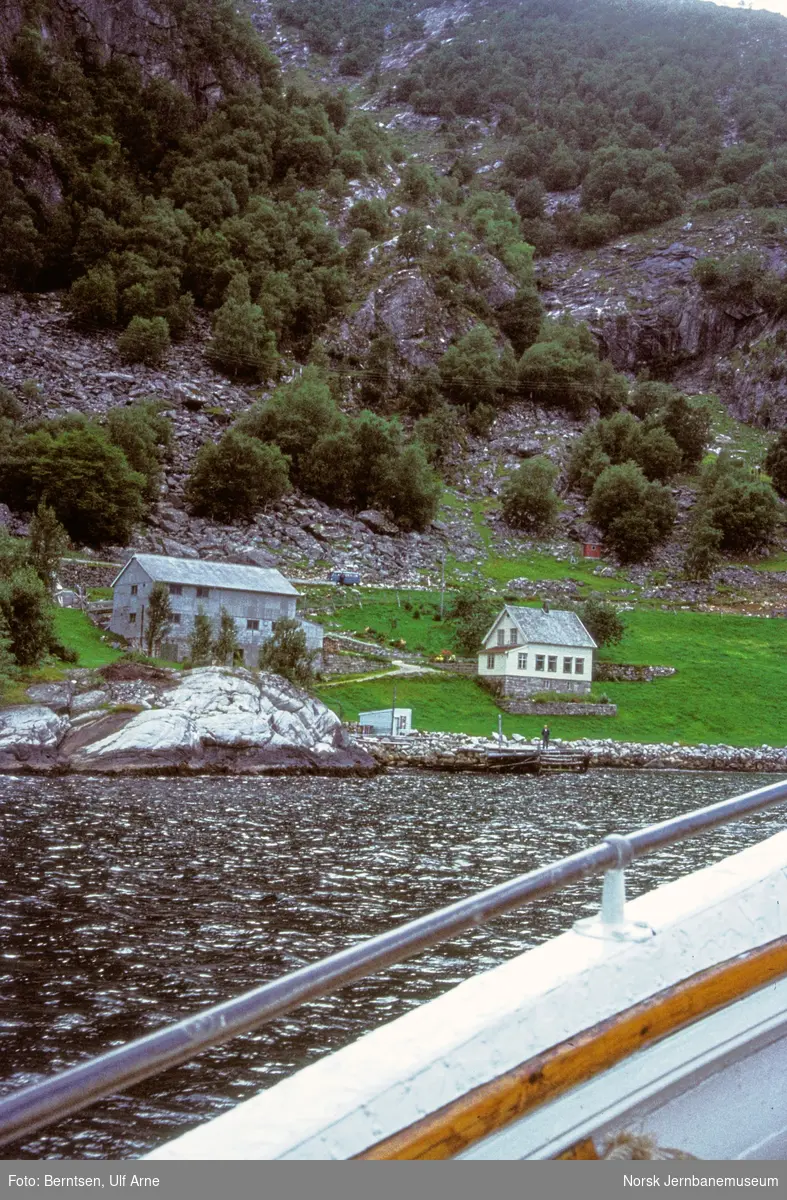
(541, 725), (550, 752)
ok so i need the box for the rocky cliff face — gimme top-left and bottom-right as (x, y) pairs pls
(541, 216), (787, 426)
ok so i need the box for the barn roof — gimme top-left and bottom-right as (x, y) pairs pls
(112, 554), (299, 596)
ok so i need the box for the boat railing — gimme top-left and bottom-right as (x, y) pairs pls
(1, 774), (786, 1148)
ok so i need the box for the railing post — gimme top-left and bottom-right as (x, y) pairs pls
(574, 833), (653, 943)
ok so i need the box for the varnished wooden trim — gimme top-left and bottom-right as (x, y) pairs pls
(557, 1137), (599, 1160)
(356, 937), (787, 1160)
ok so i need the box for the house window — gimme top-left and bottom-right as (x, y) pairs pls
(247, 619), (260, 631)
(169, 584), (182, 596)
(517, 653), (528, 670)
(130, 584), (138, 596)
(128, 612), (136, 624)
(509, 628), (517, 644)
(196, 587), (209, 599)
(535, 655), (545, 671)
(486, 654), (495, 669)
(548, 656), (557, 672)
(563, 657), (573, 674)
(497, 629), (505, 646)
(172, 613), (181, 625)
(575, 658), (585, 675)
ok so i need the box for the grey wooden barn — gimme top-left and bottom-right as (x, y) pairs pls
(110, 554), (323, 666)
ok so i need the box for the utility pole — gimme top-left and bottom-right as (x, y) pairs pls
(391, 681), (397, 737)
(498, 712), (503, 748)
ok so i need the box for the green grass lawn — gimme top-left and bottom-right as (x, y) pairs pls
(53, 609), (122, 668)
(316, 588), (455, 657)
(316, 608), (787, 747)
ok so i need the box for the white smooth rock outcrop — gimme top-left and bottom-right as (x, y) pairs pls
(0, 705), (69, 769)
(67, 668), (371, 775)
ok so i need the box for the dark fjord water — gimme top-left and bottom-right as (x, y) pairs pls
(1, 768), (784, 1159)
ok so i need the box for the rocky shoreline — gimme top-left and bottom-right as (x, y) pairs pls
(354, 732), (787, 774)
(0, 666), (378, 777)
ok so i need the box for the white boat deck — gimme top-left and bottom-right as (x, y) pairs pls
(147, 829), (787, 1161)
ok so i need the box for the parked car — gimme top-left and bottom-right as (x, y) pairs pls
(329, 570), (361, 585)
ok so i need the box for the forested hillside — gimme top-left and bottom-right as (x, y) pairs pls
(0, 0), (785, 590)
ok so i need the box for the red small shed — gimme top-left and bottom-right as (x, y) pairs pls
(583, 542), (602, 559)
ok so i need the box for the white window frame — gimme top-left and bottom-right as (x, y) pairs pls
(547, 656), (557, 673)
(497, 629), (505, 646)
(535, 655), (545, 671)
(575, 658), (585, 675)
(563, 657), (573, 674)
(486, 654), (495, 669)
(517, 652), (528, 670)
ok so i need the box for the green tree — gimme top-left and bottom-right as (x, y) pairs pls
(258, 617), (316, 687)
(213, 606), (239, 665)
(0, 608), (15, 697)
(28, 501), (69, 596)
(188, 607), (214, 665)
(588, 462), (676, 563)
(683, 519), (723, 580)
(449, 586), (497, 658)
(439, 325), (502, 409)
(501, 456), (559, 533)
(106, 401), (171, 502)
(398, 210), (428, 263)
(208, 275), (278, 381)
(185, 429), (291, 523)
(0, 566), (53, 668)
(145, 581), (173, 656)
(236, 367), (343, 481)
(31, 423), (148, 548)
(498, 286), (543, 356)
(764, 430), (787, 499)
(67, 265), (118, 328)
(580, 596), (625, 647)
(703, 474), (781, 553)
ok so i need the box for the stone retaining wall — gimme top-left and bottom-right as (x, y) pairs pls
(353, 732), (787, 774)
(594, 663), (677, 683)
(502, 701), (617, 716)
(322, 652), (391, 676)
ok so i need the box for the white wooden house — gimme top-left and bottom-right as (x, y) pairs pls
(110, 554), (323, 666)
(477, 605), (596, 697)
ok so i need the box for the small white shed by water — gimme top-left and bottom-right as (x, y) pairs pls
(359, 708), (412, 736)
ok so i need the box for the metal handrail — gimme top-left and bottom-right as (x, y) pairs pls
(1, 774), (786, 1148)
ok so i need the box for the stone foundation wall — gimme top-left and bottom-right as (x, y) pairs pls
(501, 676), (592, 697)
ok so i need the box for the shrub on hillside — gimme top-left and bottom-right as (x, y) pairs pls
(185, 429), (291, 522)
(764, 430), (787, 499)
(501, 456), (559, 533)
(67, 265), (118, 328)
(117, 316), (171, 366)
(580, 596), (625, 647)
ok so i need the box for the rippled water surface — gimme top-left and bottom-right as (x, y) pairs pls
(1, 768), (784, 1158)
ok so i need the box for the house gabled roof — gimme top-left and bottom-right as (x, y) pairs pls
(111, 554), (299, 597)
(480, 605), (596, 652)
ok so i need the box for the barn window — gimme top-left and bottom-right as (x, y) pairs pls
(535, 655), (545, 671)
(575, 658), (585, 674)
(547, 656), (557, 672)
(486, 654), (495, 669)
(196, 587), (209, 599)
(247, 619), (260, 631)
(169, 584), (182, 596)
(563, 657), (573, 673)
(517, 653), (528, 670)
(172, 614), (181, 625)
(130, 585), (138, 596)
(128, 612), (136, 624)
